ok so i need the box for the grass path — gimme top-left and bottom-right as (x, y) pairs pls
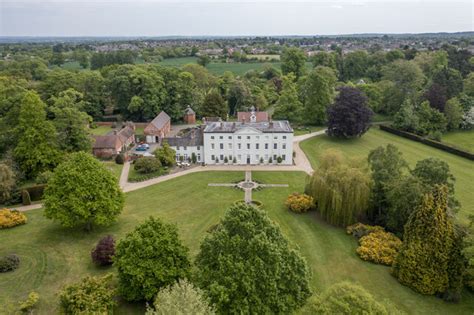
(300, 128), (474, 224)
(2, 171), (473, 314)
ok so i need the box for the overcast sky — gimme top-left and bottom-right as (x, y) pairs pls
(0, 0), (472, 37)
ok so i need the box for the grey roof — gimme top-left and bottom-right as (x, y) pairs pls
(203, 120), (293, 133)
(148, 111), (170, 130)
(184, 106), (195, 115)
(165, 128), (203, 147)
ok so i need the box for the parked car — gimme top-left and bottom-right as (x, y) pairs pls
(135, 145), (148, 151)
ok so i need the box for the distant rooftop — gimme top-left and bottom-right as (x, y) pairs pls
(203, 121), (293, 133)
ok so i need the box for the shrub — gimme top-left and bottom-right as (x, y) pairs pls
(356, 230), (402, 266)
(59, 274), (115, 314)
(269, 157), (273, 164)
(0, 208), (27, 229)
(307, 282), (389, 314)
(346, 223), (384, 239)
(232, 157), (237, 164)
(224, 156), (228, 163)
(0, 163), (16, 203)
(19, 291), (40, 313)
(115, 153), (125, 165)
(114, 217), (191, 301)
(146, 279), (215, 315)
(154, 142), (176, 167)
(21, 190), (31, 206)
(35, 170), (53, 184)
(134, 157), (162, 174)
(0, 254), (20, 272)
(259, 157), (264, 164)
(191, 153), (197, 164)
(91, 235), (115, 266)
(277, 156), (283, 163)
(285, 193), (313, 213)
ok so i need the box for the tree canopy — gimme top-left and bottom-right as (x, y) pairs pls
(43, 152), (124, 230)
(114, 217), (191, 301)
(327, 86), (373, 138)
(195, 203), (311, 314)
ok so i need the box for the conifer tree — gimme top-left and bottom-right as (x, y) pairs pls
(392, 185), (454, 295)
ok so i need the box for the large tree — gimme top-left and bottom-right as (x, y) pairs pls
(382, 59), (424, 114)
(50, 89), (93, 153)
(272, 74), (303, 123)
(200, 90), (227, 119)
(281, 47), (307, 79)
(44, 152), (124, 230)
(196, 203), (311, 314)
(306, 149), (372, 227)
(368, 144), (408, 225)
(392, 185), (454, 295)
(300, 66), (337, 125)
(114, 217), (191, 301)
(14, 91), (60, 178)
(327, 86), (373, 138)
(342, 50), (369, 81)
(0, 163), (15, 204)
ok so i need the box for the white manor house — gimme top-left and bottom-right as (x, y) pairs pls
(165, 107), (294, 165)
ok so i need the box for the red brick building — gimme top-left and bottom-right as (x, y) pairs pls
(92, 123), (136, 159)
(144, 111), (171, 143)
(183, 105), (196, 124)
(237, 106), (268, 123)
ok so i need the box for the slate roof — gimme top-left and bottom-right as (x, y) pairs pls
(145, 111), (170, 134)
(184, 106), (195, 115)
(165, 128), (204, 147)
(203, 121), (293, 133)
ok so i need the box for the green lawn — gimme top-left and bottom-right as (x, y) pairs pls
(300, 128), (474, 224)
(1, 171), (473, 314)
(90, 125), (113, 136)
(441, 129), (474, 153)
(101, 161), (123, 180)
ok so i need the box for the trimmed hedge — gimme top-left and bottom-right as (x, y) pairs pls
(379, 125), (474, 160)
(0, 208), (27, 229)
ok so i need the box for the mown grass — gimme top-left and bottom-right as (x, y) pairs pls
(441, 129), (474, 153)
(101, 161), (123, 180)
(90, 125), (113, 136)
(1, 171), (473, 314)
(300, 127), (474, 224)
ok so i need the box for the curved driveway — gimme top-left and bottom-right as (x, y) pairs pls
(14, 130), (326, 210)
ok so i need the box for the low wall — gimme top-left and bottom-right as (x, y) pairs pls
(379, 125), (474, 161)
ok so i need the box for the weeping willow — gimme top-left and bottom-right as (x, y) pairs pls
(306, 150), (371, 227)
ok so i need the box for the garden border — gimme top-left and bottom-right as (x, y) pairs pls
(379, 125), (474, 161)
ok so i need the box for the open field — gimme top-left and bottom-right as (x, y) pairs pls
(1, 171), (473, 314)
(59, 58), (313, 76)
(441, 129), (474, 153)
(300, 127), (474, 224)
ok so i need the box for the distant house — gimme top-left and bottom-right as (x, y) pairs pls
(183, 105), (196, 124)
(144, 111), (171, 143)
(92, 123), (135, 158)
(237, 106), (269, 123)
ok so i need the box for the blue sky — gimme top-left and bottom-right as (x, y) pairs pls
(0, 0), (472, 36)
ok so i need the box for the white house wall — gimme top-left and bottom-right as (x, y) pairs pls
(203, 130), (293, 165)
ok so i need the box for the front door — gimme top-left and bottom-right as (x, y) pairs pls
(246, 156), (251, 164)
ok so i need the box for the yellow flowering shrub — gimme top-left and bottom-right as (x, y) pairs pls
(0, 208), (27, 229)
(356, 230), (402, 266)
(346, 222), (384, 239)
(285, 193), (314, 213)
